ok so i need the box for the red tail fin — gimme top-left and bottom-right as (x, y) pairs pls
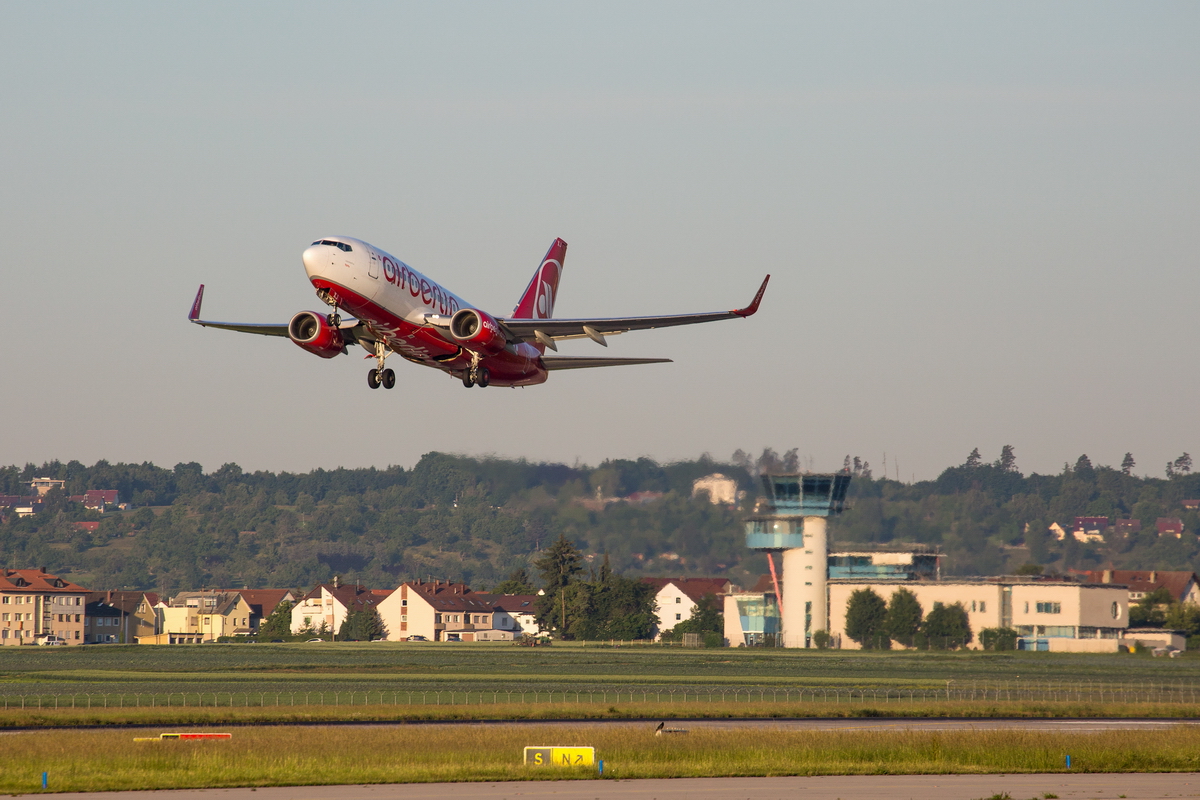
(512, 238), (567, 320)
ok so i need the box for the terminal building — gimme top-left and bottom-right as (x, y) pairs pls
(723, 472), (1133, 652)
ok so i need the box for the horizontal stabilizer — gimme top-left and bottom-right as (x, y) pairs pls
(541, 356), (673, 371)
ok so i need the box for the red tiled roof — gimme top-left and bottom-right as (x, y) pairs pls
(0, 568), (89, 593)
(486, 594), (539, 612)
(405, 581), (497, 612)
(751, 574), (781, 594)
(73, 521), (100, 532)
(642, 577), (732, 604)
(85, 590), (156, 614)
(302, 583), (388, 610)
(229, 589), (296, 617)
(1079, 570), (1198, 603)
(1157, 518), (1184, 534)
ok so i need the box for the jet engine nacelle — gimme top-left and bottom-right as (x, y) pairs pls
(449, 308), (507, 356)
(288, 311), (346, 359)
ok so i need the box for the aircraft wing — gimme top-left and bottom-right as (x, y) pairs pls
(497, 274), (769, 351)
(187, 284), (372, 345)
(541, 356), (673, 370)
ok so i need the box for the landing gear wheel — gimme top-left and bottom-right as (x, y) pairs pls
(367, 369), (381, 389)
(462, 373), (475, 388)
(382, 368), (396, 390)
(475, 367), (490, 388)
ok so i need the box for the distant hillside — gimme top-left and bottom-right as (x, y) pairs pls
(3, 448), (1200, 593)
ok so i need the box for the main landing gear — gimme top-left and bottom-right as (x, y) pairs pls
(461, 357), (490, 388)
(367, 341), (395, 390)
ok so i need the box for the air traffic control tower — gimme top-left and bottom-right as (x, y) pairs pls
(745, 472), (851, 648)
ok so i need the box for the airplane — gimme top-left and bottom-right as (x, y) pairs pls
(188, 237), (769, 389)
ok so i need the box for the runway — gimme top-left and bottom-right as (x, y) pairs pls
(37, 773), (1200, 800)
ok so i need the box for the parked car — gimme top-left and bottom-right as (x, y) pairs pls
(405, 635), (428, 642)
(37, 636), (67, 646)
(305, 638), (324, 643)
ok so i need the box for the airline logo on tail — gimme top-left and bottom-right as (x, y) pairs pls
(513, 238), (567, 320)
(534, 260), (560, 319)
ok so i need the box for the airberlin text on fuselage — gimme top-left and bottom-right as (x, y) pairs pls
(379, 255), (460, 316)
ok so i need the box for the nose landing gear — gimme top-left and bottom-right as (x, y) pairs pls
(367, 341), (396, 390)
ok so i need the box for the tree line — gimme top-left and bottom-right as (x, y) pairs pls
(5, 446), (1200, 595)
(840, 587), (984, 651)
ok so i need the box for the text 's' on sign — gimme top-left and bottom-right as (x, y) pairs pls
(523, 746), (595, 767)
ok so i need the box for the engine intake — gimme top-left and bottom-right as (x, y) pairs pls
(449, 308), (507, 356)
(288, 311), (346, 359)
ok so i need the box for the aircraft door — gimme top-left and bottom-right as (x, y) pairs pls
(368, 250), (380, 279)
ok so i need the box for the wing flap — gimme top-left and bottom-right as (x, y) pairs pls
(541, 356), (673, 371)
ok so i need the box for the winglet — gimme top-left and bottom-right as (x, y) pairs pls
(189, 284), (205, 322)
(732, 275), (770, 317)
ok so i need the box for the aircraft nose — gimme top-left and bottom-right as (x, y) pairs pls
(302, 245), (323, 277)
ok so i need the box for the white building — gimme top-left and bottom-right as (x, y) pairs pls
(641, 578), (731, 639)
(377, 580), (539, 642)
(691, 474), (741, 506)
(290, 581), (391, 636)
(724, 574), (1129, 652)
(825, 579), (1127, 652)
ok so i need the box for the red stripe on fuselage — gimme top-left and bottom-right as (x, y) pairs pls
(311, 278), (548, 387)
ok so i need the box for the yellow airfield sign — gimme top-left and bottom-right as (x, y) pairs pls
(523, 746), (595, 766)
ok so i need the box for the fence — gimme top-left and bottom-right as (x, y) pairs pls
(4, 681), (1200, 710)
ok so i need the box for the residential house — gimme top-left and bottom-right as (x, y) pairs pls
(84, 600), (123, 643)
(1157, 518), (1185, 538)
(1072, 516), (1109, 543)
(290, 580), (391, 637)
(146, 591), (255, 643)
(1114, 519), (1142, 534)
(13, 502), (43, 518)
(490, 594), (542, 637)
(68, 490), (119, 512)
(691, 473), (741, 506)
(1049, 520), (1106, 544)
(227, 589), (297, 633)
(85, 591), (160, 643)
(641, 577), (731, 638)
(0, 568), (89, 646)
(377, 580), (532, 642)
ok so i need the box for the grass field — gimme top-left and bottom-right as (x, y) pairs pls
(4, 641), (1200, 681)
(5, 724), (1200, 793)
(3, 642), (1200, 729)
(3, 699), (1200, 730)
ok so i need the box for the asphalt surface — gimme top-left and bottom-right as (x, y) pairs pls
(35, 774), (1200, 800)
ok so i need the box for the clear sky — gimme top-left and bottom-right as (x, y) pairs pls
(2, 2), (1197, 481)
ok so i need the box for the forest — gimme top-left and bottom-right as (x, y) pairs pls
(2, 446), (1200, 595)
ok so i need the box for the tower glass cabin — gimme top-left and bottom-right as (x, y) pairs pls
(744, 472), (851, 647)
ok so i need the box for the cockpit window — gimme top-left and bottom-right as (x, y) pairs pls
(318, 239), (352, 252)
